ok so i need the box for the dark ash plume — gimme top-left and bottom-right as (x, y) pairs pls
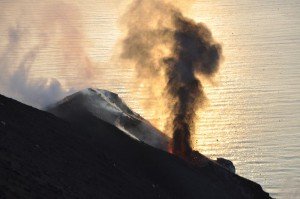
(121, 0), (223, 158)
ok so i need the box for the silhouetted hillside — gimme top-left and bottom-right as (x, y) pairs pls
(0, 94), (271, 199)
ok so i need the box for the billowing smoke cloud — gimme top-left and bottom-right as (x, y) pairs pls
(121, 0), (222, 158)
(0, 1), (94, 108)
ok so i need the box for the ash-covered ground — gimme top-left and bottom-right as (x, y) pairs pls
(0, 91), (271, 199)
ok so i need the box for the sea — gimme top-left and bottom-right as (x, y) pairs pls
(0, 0), (299, 198)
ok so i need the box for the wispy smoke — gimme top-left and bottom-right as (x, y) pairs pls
(0, 1), (94, 108)
(121, 0), (223, 158)
(0, 25), (70, 108)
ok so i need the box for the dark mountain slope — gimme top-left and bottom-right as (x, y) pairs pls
(0, 95), (171, 199)
(0, 94), (271, 199)
(47, 88), (169, 151)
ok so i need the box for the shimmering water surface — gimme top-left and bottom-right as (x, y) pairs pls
(0, 1), (299, 198)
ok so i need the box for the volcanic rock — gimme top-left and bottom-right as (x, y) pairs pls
(0, 93), (272, 199)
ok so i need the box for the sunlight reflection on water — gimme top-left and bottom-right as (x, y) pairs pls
(0, 0), (299, 198)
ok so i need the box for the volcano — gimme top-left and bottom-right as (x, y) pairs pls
(47, 88), (169, 151)
(0, 90), (272, 198)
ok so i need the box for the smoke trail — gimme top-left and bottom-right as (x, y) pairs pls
(0, 25), (73, 108)
(121, 0), (222, 158)
(0, 1), (94, 108)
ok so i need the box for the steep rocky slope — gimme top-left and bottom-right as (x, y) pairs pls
(0, 94), (271, 198)
(47, 88), (169, 151)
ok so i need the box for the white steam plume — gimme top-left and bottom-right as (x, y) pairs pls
(0, 1), (94, 108)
